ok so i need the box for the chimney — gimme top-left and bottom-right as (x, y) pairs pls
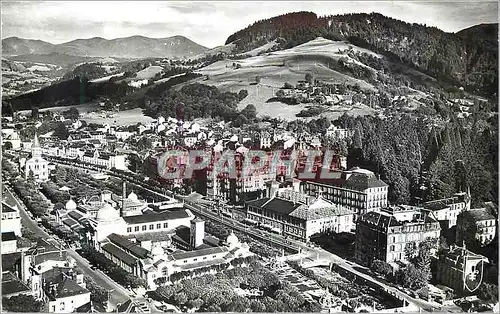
(121, 180), (126, 217)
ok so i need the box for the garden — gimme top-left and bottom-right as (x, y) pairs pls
(148, 259), (322, 312)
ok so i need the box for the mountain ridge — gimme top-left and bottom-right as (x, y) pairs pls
(224, 12), (498, 96)
(2, 35), (208, 59)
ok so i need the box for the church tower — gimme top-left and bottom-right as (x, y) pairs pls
(32, 133), (42, 158)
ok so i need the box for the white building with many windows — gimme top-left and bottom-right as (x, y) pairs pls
(302, 167), (388, 219)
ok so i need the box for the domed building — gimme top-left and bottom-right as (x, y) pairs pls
(225, 231), (252, 258)
(65, 199), (77, 211)
(127, 191), (138, 202)
(225, 231), (240, 250)
(94, 203), (127, 246)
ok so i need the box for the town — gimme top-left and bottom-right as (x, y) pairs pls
(2, 2), (499, 314)
(1, 97), (497, 313)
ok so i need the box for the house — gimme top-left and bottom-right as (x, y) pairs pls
(2, 271), (32, 298)
(355, 206), (441, 266)
(2, 130), (22, 150)
(245, 186), (354, 242)
(116, 298), (151, 313)
(259, 131), (272, 149)
(423, 192), (470, 230)
(325, 125), (352, 140)
(456, 207), (497, 248)
(2, 232), (18, 254)
(40, 268), (90, 313)
(302, 167), (388, 219)
(2, 201), (22, 236)
(22, 239), (70, 284)
(436, 245), (488, 296)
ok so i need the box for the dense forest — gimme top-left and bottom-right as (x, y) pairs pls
(62, 62), (108, 81)
(3, 77), (133, 113)
(334, 106), (498, 207)
(226, 12), (498, 97)
(144, 83), (247, 122)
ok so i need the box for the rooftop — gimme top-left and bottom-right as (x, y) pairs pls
(122, 210), (191, 225)
(359, 208), (439, 230)
(246, 197), (303, 216)
(2, 232), (16, 242)
(43, 268), (90, 300)
(2, 252), (22, 273)
(345, 172), (388, 190)
(101, 243), (138, 266)
(108, 233), (149, 259)
(2, 202), (18, 213)
(2, 271), (31, 297)
(171, 246), (228, 260)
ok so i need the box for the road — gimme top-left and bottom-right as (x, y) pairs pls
(2, 186), (131, 309)
(46, 158), (442, 311)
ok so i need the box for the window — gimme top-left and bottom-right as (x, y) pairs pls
(149, 224), (154, 230)
(157, 223), (161, 229)
(193, 258), (197, 262)
(142, 225), (147, 231)
(135, 226), (139, 232)
(60, 302), (65, 311)
(184, 260), (187, 263)
(127, 227), (132, 233)
(163, 222), (168, 228)
(203, 257), (207, 260)
(390, 245), (395, 252)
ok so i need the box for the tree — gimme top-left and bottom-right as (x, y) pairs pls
(136, 137), (152, 151)
(238, 89), (248, 101)
(53, 122), (70, 140)
(4, 141), (13, 151)
(370, 260), (392, 277)
(478, 283), (498, 304)
(174, 291), (188, 305)
(62, 107), (80, 120)
(232, 114), (248, 128)
(283, 82), (294, 89)
(241, 104), (257, 121)
(276, 89), (285, 98)
(2, 295), (44, 312)
(31, 107), (39, 120)
(305, 73), (313, 84)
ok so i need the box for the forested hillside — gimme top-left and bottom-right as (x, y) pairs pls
(336, 102), (498, 207)
(226, 12), (498, 96)
(4, 77), (133, 112)
(144, 83), (248, 122)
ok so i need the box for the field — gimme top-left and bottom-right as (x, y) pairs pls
(136, 66), (164, 79)
(194, 37), (380, 120)
(80, 108), (154, 126)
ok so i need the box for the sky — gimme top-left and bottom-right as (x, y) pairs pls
(2, 1), (498, 48)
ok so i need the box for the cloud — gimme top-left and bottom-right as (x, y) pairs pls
(2, 1), (498, 48)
